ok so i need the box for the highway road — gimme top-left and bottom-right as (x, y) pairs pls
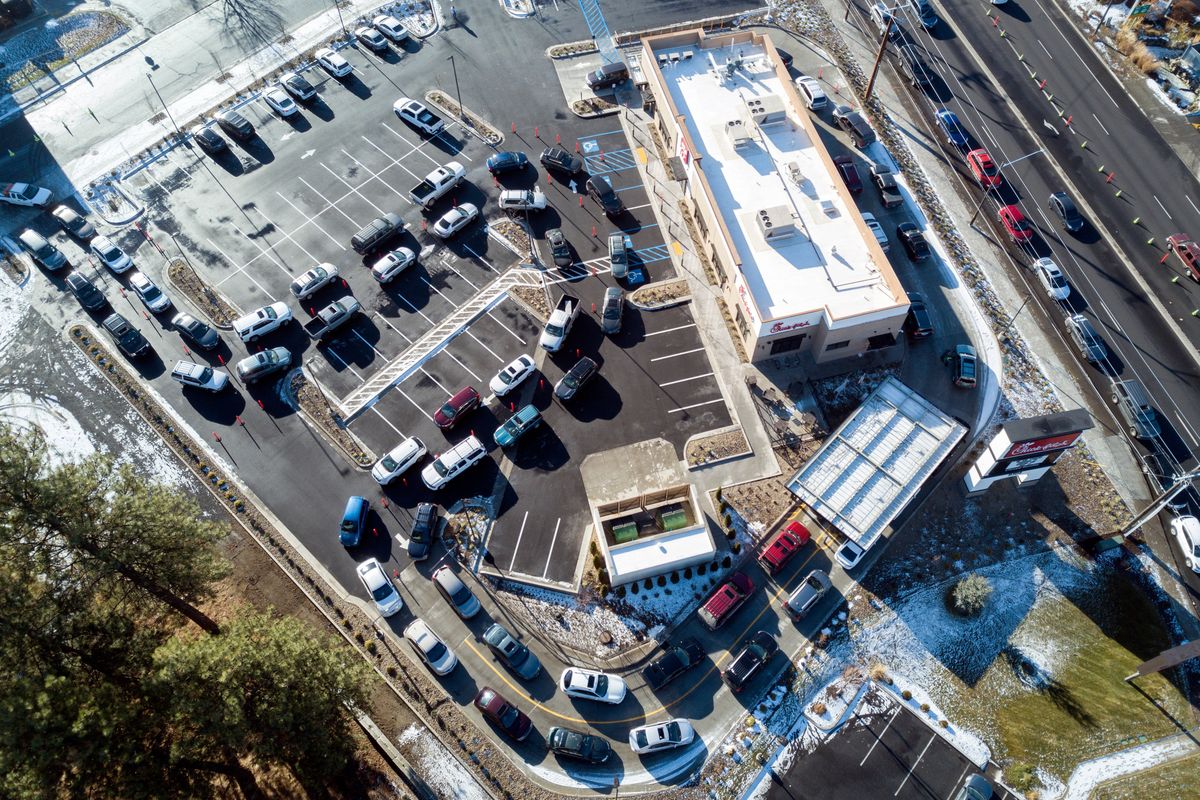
(844, 0), (1200, 594)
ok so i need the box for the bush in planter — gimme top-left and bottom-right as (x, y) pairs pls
(644, 578), (653, 590)
(630, 581), (639, 594)
(919, 702), (930, 713)
(725, 526), (736, 540)
(730, 541), (742, 555)
(684, 566), (693, 579)
(670, 571), (679, 584)
(697, 563), (707, 576)
(901, 689), (912, 700)
(810, 701), (827, 716)
(615, 585), (626, 598)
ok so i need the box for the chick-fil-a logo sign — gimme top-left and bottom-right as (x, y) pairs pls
(769, 320), (812, 334)
(1001, 432), (1082, 459)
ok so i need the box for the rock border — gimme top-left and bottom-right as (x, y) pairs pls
(629, 277), (691, 310)
(286, 368), (375, 469)
(1, 252), (31, 286)
(424, 90), (504, 145)
(685, 425), (753, 469)
(487, 217), (531, 257)
(165, 257), (240, 329)
(547, 41), (598, 59)
(570, 96), (621, 119)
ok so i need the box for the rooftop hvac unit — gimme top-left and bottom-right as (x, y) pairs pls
(756, 205), (795, 240)
(746, 94), (786, 126)
(725, 118), (753, 149)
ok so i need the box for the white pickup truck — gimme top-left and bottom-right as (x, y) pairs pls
(539, 292), (581, 352)
(409, 161), (465, 208)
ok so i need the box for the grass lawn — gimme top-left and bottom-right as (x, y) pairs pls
(1090, 751), (1200, 799)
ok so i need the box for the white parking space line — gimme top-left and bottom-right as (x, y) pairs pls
(393, 290), (438, 325)
(467, 330), (506, 362)
(508, 512), (529, 571)
(351, 329), (389, 359)
(323, 347), (364, 380)
(275, 191), (346, 249)
(341, 148), (411, 202)
(645, 323), (697, 337)
(486, 311), (527, 344)
(207, 238), (276, 299)
(230, 220), (292, 278)
(626, 202), (653, 211)
(462, 244), (497, 273)
(651, 346), (705, 362)
(660, 372), (714, 387)
(380, 122), (442, 166)
(370, 406), (405, 437)
(360, 135), (424, 183)
(298, 176), (360, 226)
(542, 518), (561, 579)
(859, 706), (900, 766)
(420, 276), (461, 308)
(443, 348), (482, 381)
(667, 398), (724, 414)
(894, 735), (935, 796)
(437, 129), (472, 161)
(440, 255), (480, 289)
(375, 311), (414, 343)
(419, 367), (449, 396)
(951, 765), (971, 797)
(396, 385), (435, 422)
(321, 163), (387, 215)
(254, 209), (321, 265)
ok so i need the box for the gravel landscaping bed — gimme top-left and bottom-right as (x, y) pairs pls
(166, 258), (239, 328)
(686, 426), (751, 467)
(548, 41), (598, 59)
(570, 96), (619, 117)
(488, 218), (531, 256)
(717, 477), (798, 542)
(630, 278), (690, 308)
(426, 91), (504, 145)
(508, 285), (550, 321)
(0, 254), (29, 285)
(286, 371), (374, 468)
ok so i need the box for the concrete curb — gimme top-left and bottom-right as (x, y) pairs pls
(684, 424), (754, 471)
(289, 366), (377, 469)
(89, 180), (146, 227)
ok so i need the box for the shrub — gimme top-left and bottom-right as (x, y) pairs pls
(715, 487), (724, 503)
(810, 701), (827, 715)
(1006, 762), (1039, 793)
(919, 703), (930, 713)
(684, 567), (693, 579)
(731, 541), (742, 555)
(722, 555), (732, 568)
(630, 581), (639, 594)
(901, 690), (912, 700)
(938, 719), (949, 728)
(697, 563), (707, 575)
(615, 585), (626, 598)
(869, 663), (889, 683)
(725, 527), (736, 541)
(951, 573), (993, 616)
(657, 575), (666, 587)
(670, 571), (680, 584)
(592, 554), (604, 570)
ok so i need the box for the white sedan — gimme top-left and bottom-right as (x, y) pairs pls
(629, 719), (695, 754)
(264, 87), (299, 117)
(372, 247), (416, 283)
(1170, 516), (1200, 572)
(91, 235), (132, 273)
(432, 203), (479, 239)
(403, 620), (458, 675)
(371, 436), (427, 485)
(128, 271), (172, 313)
(559, 668), (626, 704)
(489, 354), (536, 397)
(315, 47), (353, 78)
(1034, 257), (1070, 300)
(356, 558), (403, 616)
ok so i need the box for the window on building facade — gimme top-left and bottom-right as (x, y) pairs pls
(825, 340), (850, 351)
(735, 304), (751, 339)
(770, 334), (807, 354)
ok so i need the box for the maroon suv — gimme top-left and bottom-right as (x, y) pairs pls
(434, 386), (481, 429)
(474, 687), (532, 741)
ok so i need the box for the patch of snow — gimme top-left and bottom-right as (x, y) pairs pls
(1036, 766), (1067, 800)
(1144, 77), (1190, 115)
(882, 676), (991, 768)
(395, 725), (489, 800)
(1062, 732), (1200, 800)
(0, 388), (95, 467)
(0, 276), (30, 355)
(493, 581), (647, 656)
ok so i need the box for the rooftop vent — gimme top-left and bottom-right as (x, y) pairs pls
(725, 118), (753, 149)
(746, 94), (786, 127)
(756, 205), (795, 241)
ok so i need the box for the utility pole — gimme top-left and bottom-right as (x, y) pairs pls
(864, 15), (895, 101)
(998, 293), (1031, 338)
(1111, 467), (1200, 540)
(447, 54), (465, 123)
(1091, 0), (1119, 38)
(146, 72), (181, 138)
(330, 0), (348, 36)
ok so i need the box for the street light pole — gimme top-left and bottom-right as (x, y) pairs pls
(1091, 0), (1119, 38)
(447, 54), (465, 123)
(146, 72), (182, 138)
(999, 293), (1032, 338)
(864, 15), (896, 101)
(331, 0), (348, 36)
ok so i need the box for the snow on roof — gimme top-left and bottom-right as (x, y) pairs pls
(653, 38), (895, 323)
(608, 525), (716, 583)
(787, 377), (966, 550)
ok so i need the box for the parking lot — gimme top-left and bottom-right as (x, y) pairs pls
(770, 686), (1014, 800)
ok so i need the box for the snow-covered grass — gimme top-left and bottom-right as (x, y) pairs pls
(395, 725), (489, 800)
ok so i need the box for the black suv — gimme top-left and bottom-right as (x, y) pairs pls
(896, 222), (930, 261)
(643, 638), (705, 690)
(66, 272), (106, 310)
(540, 146), (583, 175)
(721, 631), (778, 693)
(554, 356), (598, 401)
(548, 726), (612, 763)
(102, 313), (150, 357)
(408, 502), (437, 561)
(904, 292), (934, 339)
(586, 175), (624, 216)
(547, 228), (572, 267)
(192, 125), (227, 154)
(216, 109), (254, 141)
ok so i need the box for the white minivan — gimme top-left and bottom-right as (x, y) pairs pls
(422, 436), (487, 490)
(795, 75), (827, 111)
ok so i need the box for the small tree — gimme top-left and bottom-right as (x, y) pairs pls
(951, 573), (993, 616)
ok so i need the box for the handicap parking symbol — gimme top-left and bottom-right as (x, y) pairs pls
(580, 139), (600, 154)
(628, 268), (647, 286)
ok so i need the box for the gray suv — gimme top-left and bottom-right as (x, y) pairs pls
(1111, 379), (1160, 440)
(1064, 314), (1106, 363)
(235, 347), (291, 384)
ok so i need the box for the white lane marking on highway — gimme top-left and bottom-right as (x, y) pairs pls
(1091, 113), (1110, 136)
(645, 323), (697, 337)
(375, 311), (414, 343)
(298, 176), (359, 226)
(894, 734), (935, 795)
(542, 518), (562, 579)
(651, 346), (705, 362)
(468, 330), (506, 362)
(859, 706), (900, 766)
(1188, 196), (1200, 216)
(487, 311), (527, 344)
(275, 191), (345, 248)
(667, 398), (725, 414)
(397, 386), (435, 422)
(660, 372), (715, 387)
(508, 512), (529, 572)
(1037, 39), (1053, 59)
(352, 329), (389, 358)
(371, 406), (405, 437)
(341, 148), (410, 202)
(1154, 195), (1174, 220)
(444, 348), (482, 381)
(1176, 412), (1200, 448)
(419, 367), (449, 395)
(323, 347), (364, 380)
(321, 162), (386, 215)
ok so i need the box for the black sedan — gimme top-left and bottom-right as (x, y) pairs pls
(191, 125), (227, 155)
(408, 502), (437, 561)
(487, 151), (529, 175)
(643, 637), (705, 690)
(171, 312), (220, 350)
(548, 726), (612, 763)
(896, 222), (930, 261)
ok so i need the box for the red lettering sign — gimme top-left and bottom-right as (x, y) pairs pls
(1001, 432), (1082, 459)
(769, 320), (811, 334)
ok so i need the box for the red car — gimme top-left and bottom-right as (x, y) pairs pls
(998, 205), (1033, 243)
(434, 386), (481, 429)
(1167, 233), (1200, 281)
(966, 148), (1001, 188)
(474, 687), (532, 741)
(832, 155), (862, 195)
(758, 521), (811, 575)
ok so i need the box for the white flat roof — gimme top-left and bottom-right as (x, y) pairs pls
(786, 377), (966, 550)
(608, 526), (716, 581)
(656, 40), (893, 323)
